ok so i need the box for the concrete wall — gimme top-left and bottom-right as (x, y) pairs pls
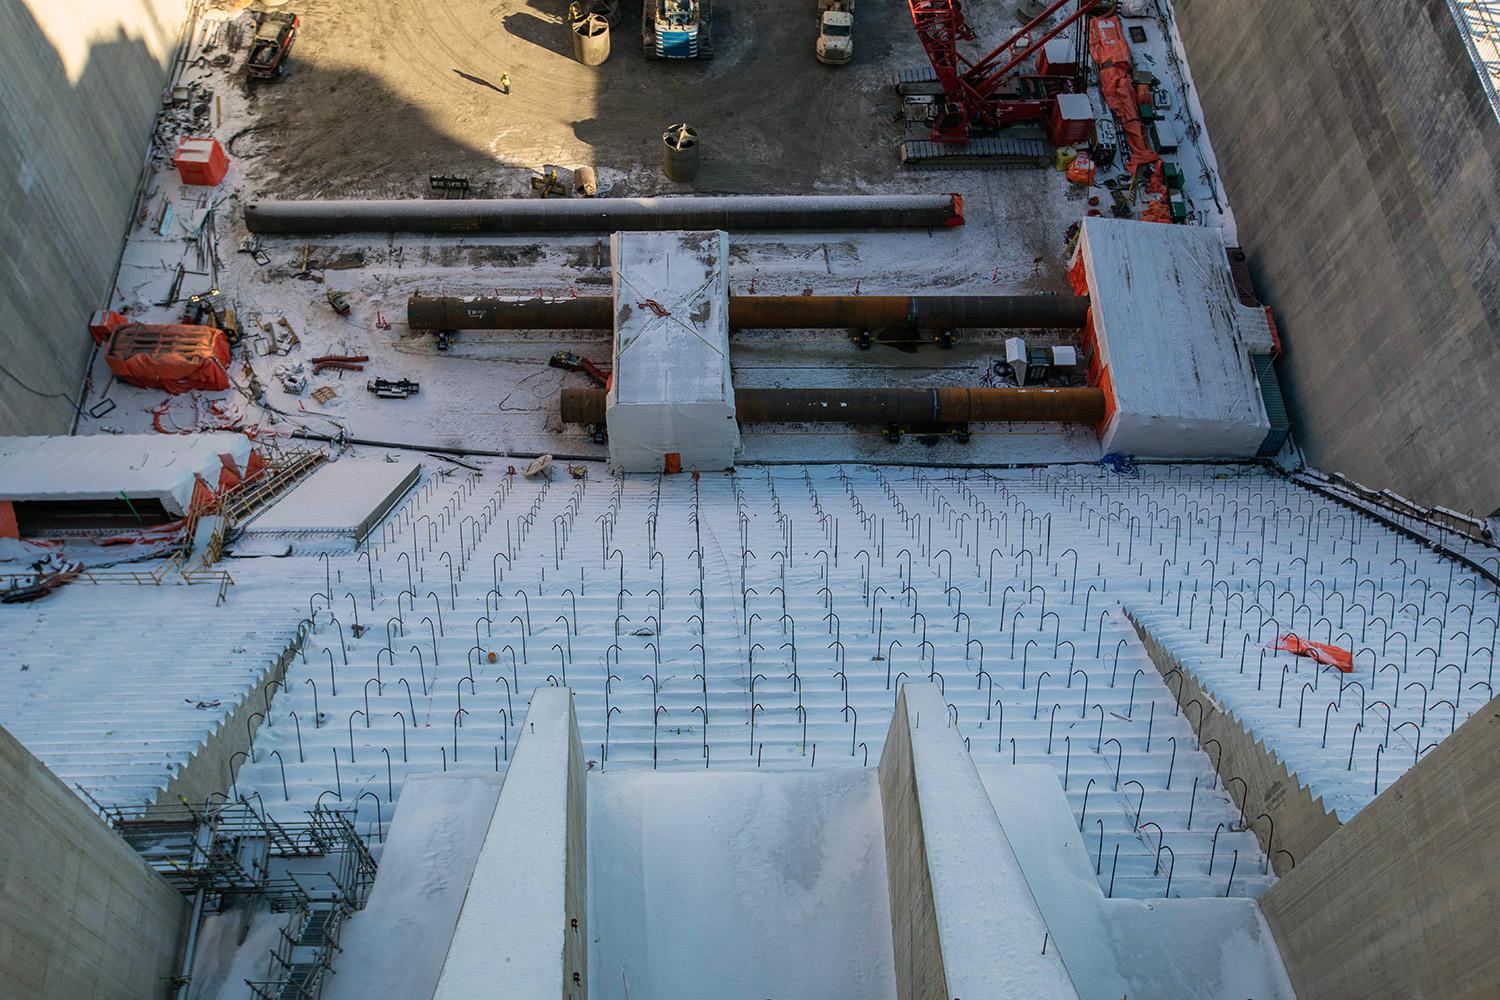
(1172, 0), (1500, 515)
(878, 690), (947, 1000)
(0, 0), (188, 434)
(1127, 610), (1343, 874)
(1259, 693), (1500, 999)
(434, 687), (588, 1000)
(877, 683), (1079, 1000)
(0, 723), (187, 1000)
(157, 620), (308, 806)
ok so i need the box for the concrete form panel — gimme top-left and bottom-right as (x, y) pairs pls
(878, 683), (1080, 999)
(434, 687), (588, 1000)
(606, 230), (738, 473)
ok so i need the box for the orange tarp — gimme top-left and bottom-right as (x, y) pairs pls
(105, 323), (230, 394)
(1089, 15), (1157, 177)
(1275, 634), (1354, 673)
(1089, 15), (1172, 222)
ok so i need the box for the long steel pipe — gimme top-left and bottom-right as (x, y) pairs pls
(245, 194), (964, 235)
(560, 387), (1104, 425)
(408, 293), (1087, 330)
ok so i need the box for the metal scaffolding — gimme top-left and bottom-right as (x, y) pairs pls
(1449, 0), (1500, 118)
(98, 797), (377, 1000)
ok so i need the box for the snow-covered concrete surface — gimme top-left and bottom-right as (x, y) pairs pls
(589, 769), (896, 1000)
(325, 772), (503, 1000)
(228, 459), (1277, 901)
(243, 457), (419, 538)
(885, 683), (1079, 999)
(979, 763), (1295, 999)
(434, 686), (584, 1000)
(0, 555), (317, 808)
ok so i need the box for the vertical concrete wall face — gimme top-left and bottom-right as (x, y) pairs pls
(0, 0), (187, 434)
(878, 694), (948, 1000)
(1173, 0), (1500, 514)
(0, 724), (187, 999)
(1259, 694), (1500, 999)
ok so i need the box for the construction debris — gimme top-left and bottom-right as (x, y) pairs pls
(367, 378), (420, 399)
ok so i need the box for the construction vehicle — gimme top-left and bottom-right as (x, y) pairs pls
(643, 0), (713, 59)
(246, 12), (300, 80)
(185, 289), (242, 345)
(898, 0), (1100, 166)
(816, 0), (855, 65)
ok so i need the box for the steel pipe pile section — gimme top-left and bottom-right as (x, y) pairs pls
(408, 293), (1087, 330)
(245, 194), (964, 235)
(560, 387), (1105, 425)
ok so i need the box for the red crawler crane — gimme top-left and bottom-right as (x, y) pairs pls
(909, 0), (1102, 143)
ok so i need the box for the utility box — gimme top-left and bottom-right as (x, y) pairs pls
(1048, 93), (1094, 147)
(606, 230), (739, 472)
(174, 137), (230, 186)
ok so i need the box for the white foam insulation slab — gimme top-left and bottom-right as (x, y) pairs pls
(606, 230), (739, 473)
(1073, 217), (1273, 458)
(245, 458), (419, 540)
(0, 432), (251, 516)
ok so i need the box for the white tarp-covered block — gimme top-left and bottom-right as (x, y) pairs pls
(607, 230), (739, 473)
(1073, 218), (1272, 458)
(245, 459), (419, 541)
(0, 433), (252, 516)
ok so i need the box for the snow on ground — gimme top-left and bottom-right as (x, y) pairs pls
(73, 1), (1244, 465)
(0, 554), (318, 808)
(588, 769), (896, 1000)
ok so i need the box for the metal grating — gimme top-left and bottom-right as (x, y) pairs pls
(1447, 0), (1500, 118)
(1253, 353), (1291, 456)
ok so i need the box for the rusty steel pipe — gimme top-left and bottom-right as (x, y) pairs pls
(409, 293), (1087, 330)
(560, 387), (1105, 425)
(246, 193), (964, 235)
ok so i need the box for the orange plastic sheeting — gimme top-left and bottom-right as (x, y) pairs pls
(1089, 16), (1158, 177)
(105, 323), (230, 394)
(0, 501), (17, 540)
(1275, 634), (1354, 673)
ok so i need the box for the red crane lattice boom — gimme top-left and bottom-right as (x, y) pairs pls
(909, 0), (1098, 141)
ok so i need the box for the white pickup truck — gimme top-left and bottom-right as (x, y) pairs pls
(816, 0), (854, 65)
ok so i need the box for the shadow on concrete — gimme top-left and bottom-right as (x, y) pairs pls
(452, 68), (508, 94)
(0, 0), (179, 433)
(503, 11), (575, 58)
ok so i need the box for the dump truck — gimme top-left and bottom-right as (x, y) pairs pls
(816, 0), (854, 65)
(643, 0), (713, 59)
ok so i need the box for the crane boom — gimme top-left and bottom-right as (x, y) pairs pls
(908, 0), (1098, 141)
